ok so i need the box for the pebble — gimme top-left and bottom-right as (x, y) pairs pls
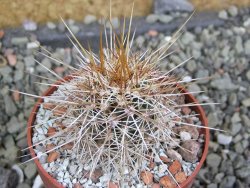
(11, 37), (29, 45)
(32, 175), (43, 188)
(244, 39), (250, 55)
(210, 75), (237, 90)
(231, 123), (242, 136)
(180, 131), (191, 141)
(159, 176), (175, 188)
(207, 112), (219, 127)
(6, 53), (17, 66)
(219, 175), (236, 188)
(23, 20), (37, 31)
(175, 171), (187, 184)
(153, 0), (194, 14)
(24, 163), (37, 179)
(47, 151), (60, 163)
(140, 171), (153, 185)
(206, 153), (222, 168)
(146, 14), (159, 23)
(217, 134), (232, 145)
(218, 10), (228, 19)
(228, 6), (238, 17)
(84, 15), (97, 24)
(6, 116), (20, 134)
(179, 140), (200, 163)
(47, 22), (57, 29)
(158, 15), (173, 23)
(235, 166), (250, 178)
(241, 98), (250, 107)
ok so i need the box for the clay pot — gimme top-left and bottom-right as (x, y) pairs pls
(27, 76), (209, 188)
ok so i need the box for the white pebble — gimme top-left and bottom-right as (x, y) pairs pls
(180, 131), (192, 141)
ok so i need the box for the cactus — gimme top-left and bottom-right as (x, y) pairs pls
(19, 7), (222, 187)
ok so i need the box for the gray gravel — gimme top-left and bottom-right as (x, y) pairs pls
(0, 4), (250, 188)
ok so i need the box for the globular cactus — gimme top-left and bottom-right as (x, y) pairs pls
(21, 9), (214, 187)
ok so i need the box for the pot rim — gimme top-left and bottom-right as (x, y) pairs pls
(27, 75), (209, 188)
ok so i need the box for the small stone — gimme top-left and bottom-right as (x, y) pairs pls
(158, 164), (168, 177)
(47, 151), (60, 163)
(154, 0), (194, 14)
(47, 22), (56, 29)
(151, 183), (160, 188)
(181, 107), (191, 115)
(6, 54), (17, 66)
(135, 36), (145, 47)
(179, 140), (200, 163)
(32, 175), (43, 188)
(27, 42), (39, 49)
(108, 181), (119, 188)
(173, 125), (199, 139)
(23, 20), (37, 31)
(0, 167), (19, 188)
(90, 169), (103, 183)
(84, 15), (97, 24)
(231, 112), (241, 123)
(181, 32), (195, 45)
(7, 116), (20, 134)
(175, 171), (187, 184)
(11, 37), (29, 45)
(206, 153), (222, 168)
(147, 30), (158, 37)
(54, 66), (65, 74)
(196, 70), (209, 84)
(235, 166), (250, 178)
(12, 90), (20, 101)
(159, 156), (171, 163)
(159, 176), (175, 188)
(210, 75), (237, 90)
(43, 103), (56, 110)
(218, 10), (228, 19)
(246, 70), (250, 81)
(228, 6), (238, 17)
(0, 30), (4, 39)
(69, 25), (80, 34)
(168, 160), (181, 175)
(140, 171), (153, 185)
(231, 123), (242, 136)
(217, 134), (232, 145)
(207, 183), (217, 188)
(219, 175), (236, 188)
(46, 144), (56, 151)
(3, 135), (15, 148)
(241, 98), (250, 107)
(47, 127), (56, 137)
(146, 14), (158, 23)
(166, 149), (182, 162)
(180, 131), (191, 141)
(108, 17), (120, 29)
(244, 40), (250, 55)
(186, 60), (197, 72)
(24, 163), (37, 179)
(69, 165), (78, 175)
(73, 183), (83, 188)
(62, 142), (74, 150)
(158, 15), (173, 23)
(17, 183), (31, 188)
(207, 112), (219, 127)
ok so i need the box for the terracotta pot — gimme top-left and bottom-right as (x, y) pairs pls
(27, 76), (209, 188)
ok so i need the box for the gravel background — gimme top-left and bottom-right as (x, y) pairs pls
(0, 4), (250, 188)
